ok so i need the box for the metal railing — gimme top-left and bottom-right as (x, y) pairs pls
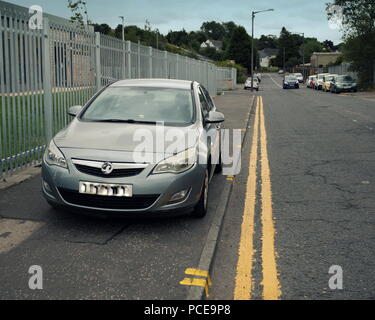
(0, 1), (236, 178)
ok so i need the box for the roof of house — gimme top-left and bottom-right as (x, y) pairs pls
(259, 48), (278, 58)
(210, 40), (223, 50)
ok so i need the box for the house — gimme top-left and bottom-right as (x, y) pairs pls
(258, 48), (278, 68)
(310, 52), (342, 68)
(200, 40), (223, 51)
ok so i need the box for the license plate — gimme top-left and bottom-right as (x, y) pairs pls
(79, 182), (133, 197)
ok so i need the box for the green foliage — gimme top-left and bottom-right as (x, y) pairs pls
(67, 0), (89, 27)
(214, 61), (246, 83)
(201, 21), (226, 40)
(327, 0), (375, 88)
(258, 35), (278, 50)
(226, 26), (259, 72)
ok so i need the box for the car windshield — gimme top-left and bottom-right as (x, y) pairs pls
(81, 87), (194, 125)
(325, 76), (334, 81)
(285, 76), (297, 81)
(294, 73), (302, 77)
(337, 76), (353, 83)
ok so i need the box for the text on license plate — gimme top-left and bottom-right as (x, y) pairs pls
(79, 182), (133, 197)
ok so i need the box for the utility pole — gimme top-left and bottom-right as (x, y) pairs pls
(251, 9), (274, 91)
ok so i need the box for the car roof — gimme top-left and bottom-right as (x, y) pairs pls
(109, 79), (193, 90)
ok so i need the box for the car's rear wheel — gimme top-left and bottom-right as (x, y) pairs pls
(192, 169), (209, 218)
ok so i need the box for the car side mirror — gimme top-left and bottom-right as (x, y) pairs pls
(68, 105), (83, 117)
(205, 111), (225, 124)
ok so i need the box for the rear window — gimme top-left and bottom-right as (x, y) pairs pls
(81, 87), (195, 125)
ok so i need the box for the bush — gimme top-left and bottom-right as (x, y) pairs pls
(214, 60), (247, 83)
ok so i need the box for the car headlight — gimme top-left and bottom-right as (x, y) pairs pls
(152, 148), (196, 174)
(284, 81), (288, 85)
(352, 83), (357, 87)
(44, 140), (67, 168)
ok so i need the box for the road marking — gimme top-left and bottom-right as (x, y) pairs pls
(259, 96), (281, 300)
(0, 219), (43, 254)
(180, 268), (212, 297)
(268, 74), (282, 88)
(234, 96), (260, 300)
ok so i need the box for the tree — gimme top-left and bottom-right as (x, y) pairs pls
(201, 21), (226, 40)
(226, 26), (258, 72)
(273, 27), (301, 70)
(323, 40), (335, 51)
(67, 0), (90, 26)
(327, 0), (375, 88)
(93, 23), (112, 35)
(258, 35), (278, 50)
(302, 38), (324, 62)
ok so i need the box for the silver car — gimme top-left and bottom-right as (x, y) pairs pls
(42, 79), (224, 218)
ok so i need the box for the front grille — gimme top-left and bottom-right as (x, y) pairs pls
(75, 164), (144, 178)
(58, 188), (159, 210)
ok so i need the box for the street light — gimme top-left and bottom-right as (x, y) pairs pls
(119, 16), (125, 42)
(251, 9), (274, 91)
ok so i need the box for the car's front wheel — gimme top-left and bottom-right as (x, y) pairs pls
(192, 169), (209, 218)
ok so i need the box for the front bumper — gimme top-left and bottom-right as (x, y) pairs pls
(42, 151), (205, 216)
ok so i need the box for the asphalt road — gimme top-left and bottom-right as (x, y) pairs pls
(1, 74), (375, 300)
(209, 74), (375, 300)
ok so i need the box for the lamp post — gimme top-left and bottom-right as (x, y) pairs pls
(251, 9), (274, 91)
(119, 16), (125, 42)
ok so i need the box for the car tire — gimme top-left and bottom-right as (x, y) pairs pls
(192, 169), (209, 218)
(214, 150), (223, 174)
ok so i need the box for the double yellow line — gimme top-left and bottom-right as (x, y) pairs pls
(234, 96), (281, 300)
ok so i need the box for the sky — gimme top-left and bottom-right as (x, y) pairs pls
(10, 0), (343, 44)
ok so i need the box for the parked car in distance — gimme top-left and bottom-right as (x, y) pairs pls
(283, 75), (299, 89)
(322, 74), (338, 92)
(307, 75), (317, 88)
(293, 73), (304, 83)
(330, 75), (358, 93)
(42, 79), (225, 219)
(256, 73), (262, 83)
(278, 70), (284, 75)
(244, 77), (259, 91)
(315, 73), (330, 90)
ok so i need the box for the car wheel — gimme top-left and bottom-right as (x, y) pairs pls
(192, 169), (209, 218)
(256, 88), (259, 91)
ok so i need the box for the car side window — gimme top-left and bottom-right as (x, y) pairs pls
(198, 87), (210, 118)
(201, 87), (215, 111)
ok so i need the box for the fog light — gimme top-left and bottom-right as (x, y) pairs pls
(169, 189), (189, 203)
(42, 180), (56, 199)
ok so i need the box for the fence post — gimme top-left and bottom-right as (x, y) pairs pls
(126, 41), (131, 79)
(95, 32), (101, 92)
(149, 46), (153, 78)
(137, 41), (141, 78)
(42, 17), (53, 143)
(175, 54), (179, 79)
(164, 51), (168, 78)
